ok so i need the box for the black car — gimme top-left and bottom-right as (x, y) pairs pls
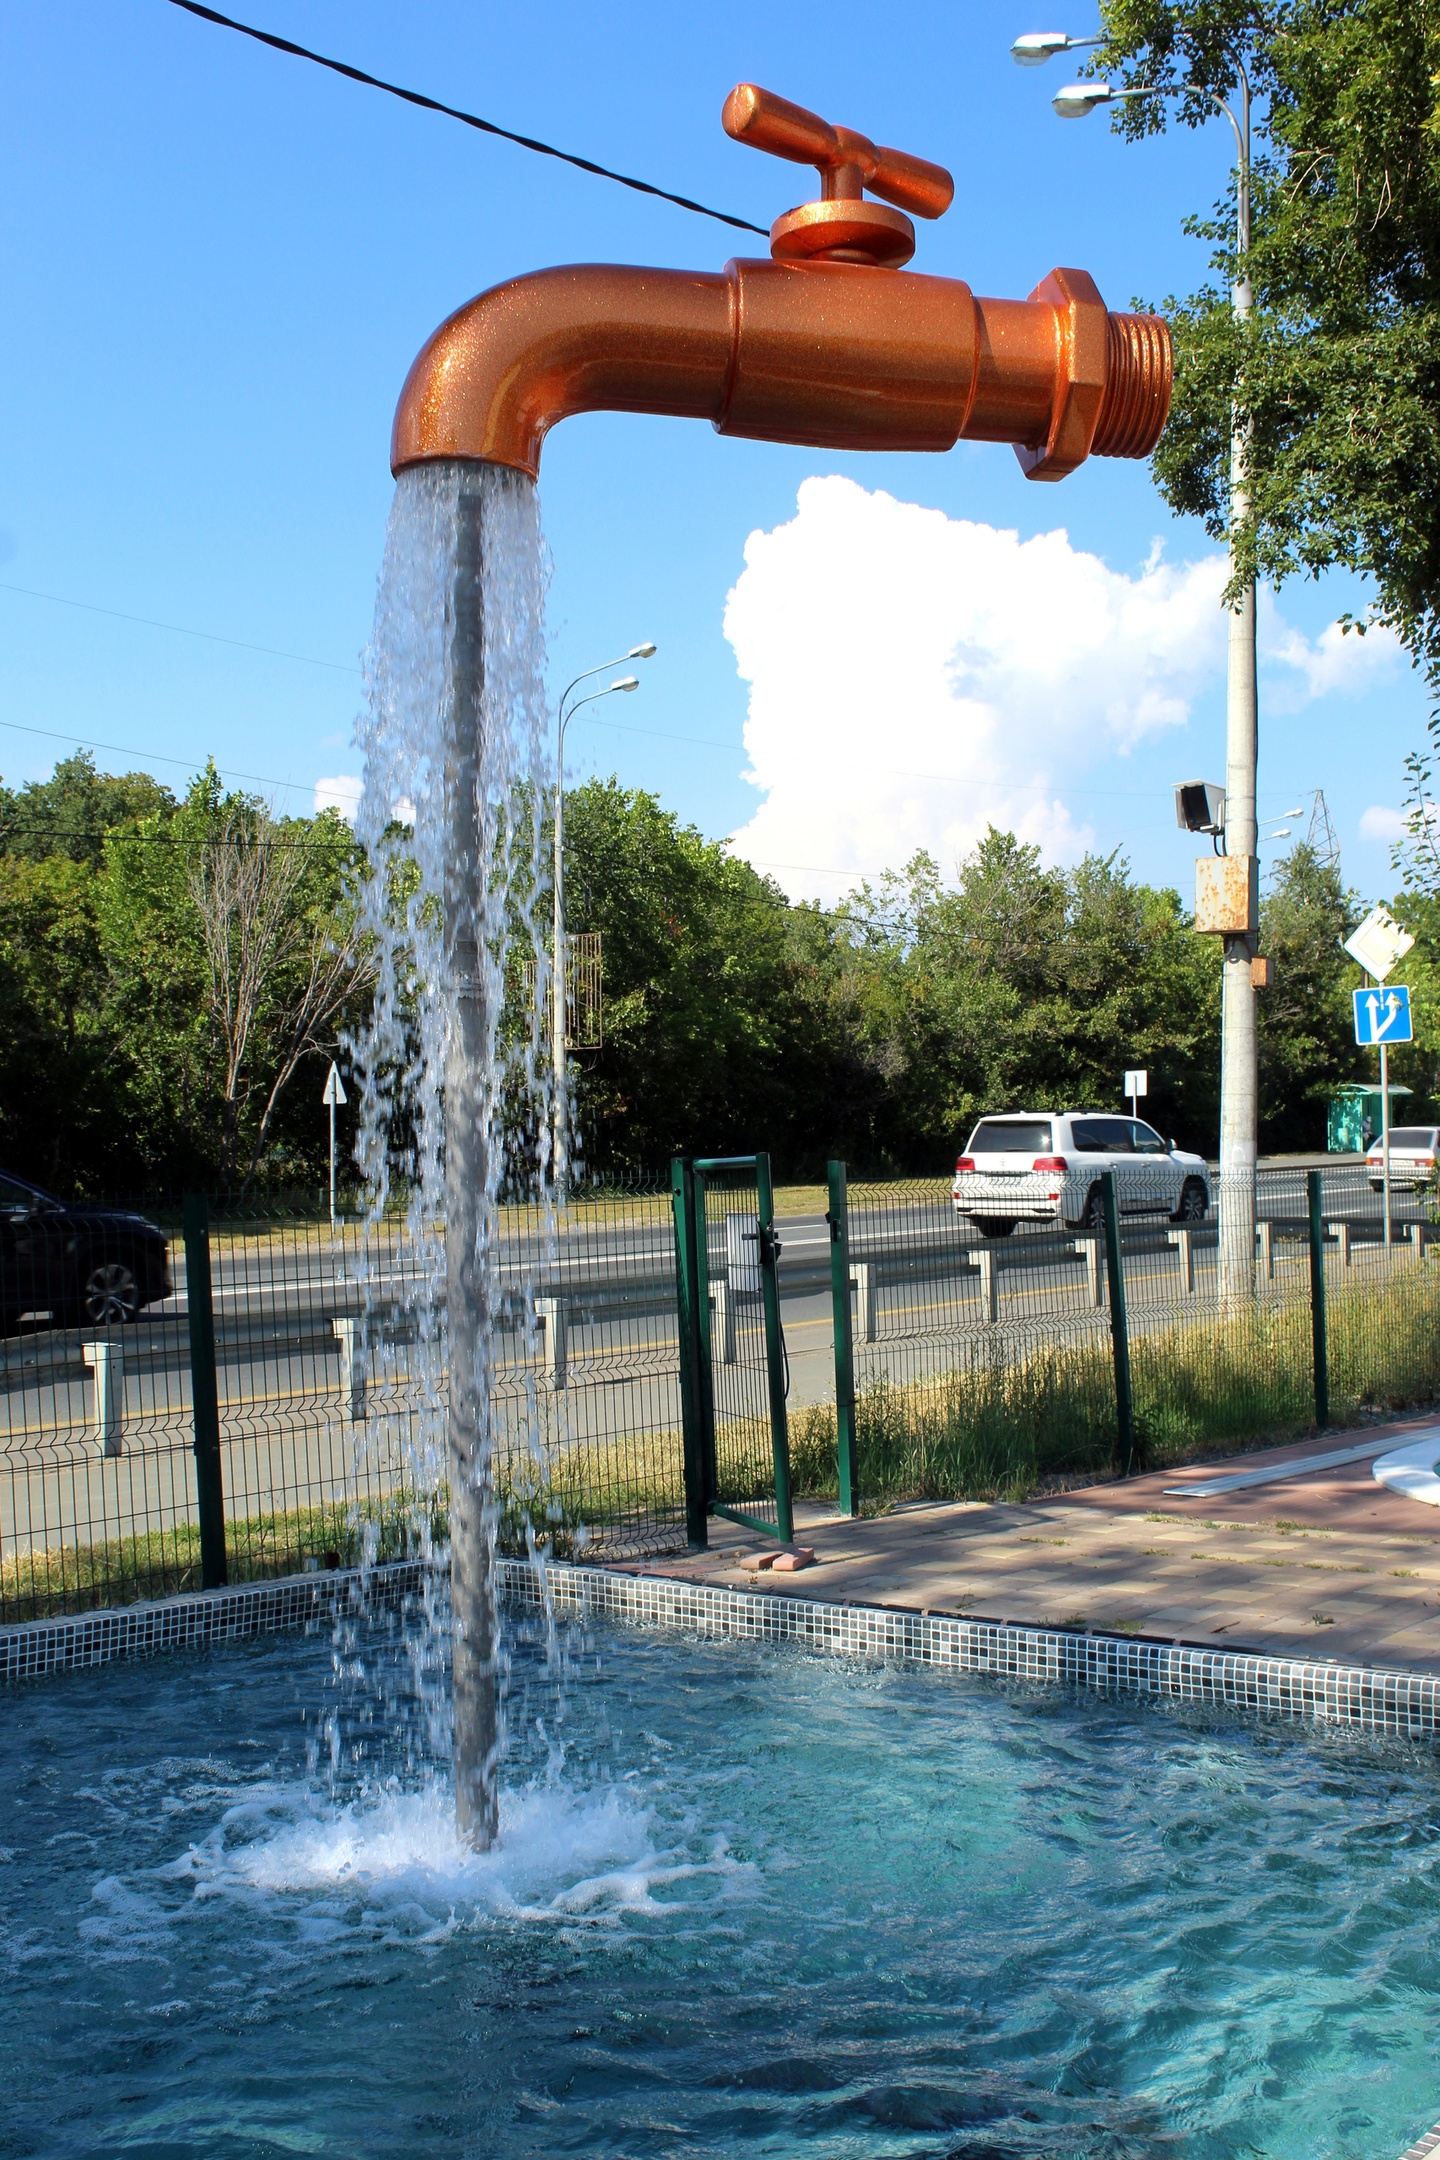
(0, 1173), (172, 1331)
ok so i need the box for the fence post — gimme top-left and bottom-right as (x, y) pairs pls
(827, 1160), (859, 1517)
(183, 1193), (228, 1590)
(1101, 1170), (1136, 1477)
(1307, 1169), (1329, 1430)
(754, 1152), (795, 1545)
(671, 1158), (709, 1548)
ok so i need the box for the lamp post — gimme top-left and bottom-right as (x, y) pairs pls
(552, 645), (653, 1195)
(1015, 33), (1257, 1305)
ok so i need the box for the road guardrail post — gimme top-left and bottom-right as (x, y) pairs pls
(827, 1160), (859, 1517)
(534, 1298), (568, 1390)
(849, 1261), (876, 1342)
(978, 1247), (998, 1322)
(1101, 1172), (1136, 1476)
(1075, 1235), (1105, 1307)
(183, 1193), (228, 1590)
(708, 1280), (736, 1363)
(671, 1158), (709, 1548)
(1255, 1219), (1274, 1280)
(1308, 1170), (1329, 1429)
(83, 1339), (125, 1457)
(331, 1317), (368, 1420)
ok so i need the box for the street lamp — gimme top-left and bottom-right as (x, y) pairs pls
(1015, 30), (1258, 1308)
(553, 646), (653, 1196)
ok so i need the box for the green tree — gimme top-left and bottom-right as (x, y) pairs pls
(804, 832), (1221, 1167)
(1257, 843), (1364, 1146)
(560, 779), (828, 1171)
(1095, 0), (1440, 686)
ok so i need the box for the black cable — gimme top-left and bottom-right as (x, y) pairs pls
(166, 1), (768, 237)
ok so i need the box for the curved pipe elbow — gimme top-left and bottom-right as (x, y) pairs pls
(391, 259), (1170, 483)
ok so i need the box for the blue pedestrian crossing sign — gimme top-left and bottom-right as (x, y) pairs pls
(1354, 985), (1413, 1044)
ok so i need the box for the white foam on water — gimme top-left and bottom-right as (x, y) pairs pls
(169, 1776), (751, 1939)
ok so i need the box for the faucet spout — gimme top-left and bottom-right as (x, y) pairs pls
(391, 258), (1170, 483)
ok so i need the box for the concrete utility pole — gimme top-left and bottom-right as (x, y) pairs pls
(1013, 35), (1257, 1304)
(1215, 70), (1258, 1311)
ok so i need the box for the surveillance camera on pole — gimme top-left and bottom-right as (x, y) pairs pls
(1175, 781), (1226, 838)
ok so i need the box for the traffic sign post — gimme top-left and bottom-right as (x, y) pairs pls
(1123, 1068), (1147, 1121)
(1352, 986), (1413, 1249)
(322, 1062), (348, 1227)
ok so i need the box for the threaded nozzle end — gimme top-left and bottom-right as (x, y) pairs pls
(1093, 312), (1172, 459)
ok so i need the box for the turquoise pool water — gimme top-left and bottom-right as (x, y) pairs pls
(3, 1605), (1439, 2158)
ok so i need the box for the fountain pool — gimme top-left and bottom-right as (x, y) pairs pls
(4, 1606), (1439, 2158)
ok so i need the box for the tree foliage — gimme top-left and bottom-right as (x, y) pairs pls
(0, 755), (368, 1193)
(1096, 0), (1440, 676)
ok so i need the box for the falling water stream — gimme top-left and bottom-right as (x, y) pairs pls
(348, 460), (554, 1848)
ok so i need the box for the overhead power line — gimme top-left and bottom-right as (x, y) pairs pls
(166, 1), (768, 237)
(0, 579), (359, 674)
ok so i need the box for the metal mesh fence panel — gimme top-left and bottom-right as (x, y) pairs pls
(826, 1158), (1440, 1507)
(0, 1183), (689, 1622)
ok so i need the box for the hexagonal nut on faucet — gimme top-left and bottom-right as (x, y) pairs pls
(1014, 267), (1109, 482)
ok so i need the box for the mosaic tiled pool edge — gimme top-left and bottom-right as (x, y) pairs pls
(1399, 2126), (1440, 2160)
(5, 1556), (1440, 1743)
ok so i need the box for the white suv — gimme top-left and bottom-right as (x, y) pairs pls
(952, 1112), (1211, 1237)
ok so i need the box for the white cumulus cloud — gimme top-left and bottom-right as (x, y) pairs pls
(1263, 611), (1403, 708)
(1359, 804), (1408, 843)
(723, 477), (1227, 899)
(723, 478), (1407, 900)
(314, 773), (362, 822)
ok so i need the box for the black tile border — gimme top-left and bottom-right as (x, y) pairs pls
(10, 1556), (1440, 1743)
(0, 1563), (428, 1680)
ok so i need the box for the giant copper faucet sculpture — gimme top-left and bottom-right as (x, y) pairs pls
(394, 86), (1172, 1851)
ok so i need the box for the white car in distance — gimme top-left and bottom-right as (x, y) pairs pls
(952, 1113), (1211, 1237)
(1366, 1126), (1440, 1192)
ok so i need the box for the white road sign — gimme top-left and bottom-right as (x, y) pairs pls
(1123, 1069), (1148, 1097)
(1344, 905), (1414, 983)
(322, 1062), (348, 1107)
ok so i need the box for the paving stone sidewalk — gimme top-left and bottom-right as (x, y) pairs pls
(643, 1413), (1440, 1677)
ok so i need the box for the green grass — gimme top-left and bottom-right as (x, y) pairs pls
(788, 1264), (1440, 1509)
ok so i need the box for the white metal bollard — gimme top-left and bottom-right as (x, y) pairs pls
(83, 1339), (125, 1457)
(331, 1317), (367, 1421)
(534, 1298), (568, 1391)
(849, 1262), (876, 1343)
(1327, 1220), (1352, 1268)
(724, 1213), (761, 1294)
(1074, 1236), (1105, 1308)
(709, 1280), (737, 1364)
(977, 1248), (998, 1323)
(1168, 1227), (1198, 1296)
(1255, 1219), (1274, 1280)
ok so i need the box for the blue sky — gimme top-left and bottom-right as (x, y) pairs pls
(0, 0), (1423, 902)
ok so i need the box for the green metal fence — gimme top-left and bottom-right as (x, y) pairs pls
(6, 1155), (1440, 1623)
(815, 1158), (1440, 1512)
(0, 1184), (691, 1623)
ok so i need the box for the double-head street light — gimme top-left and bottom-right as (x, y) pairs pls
(1015, 30), (1259, 1307)
(553, 644), (654, 1195)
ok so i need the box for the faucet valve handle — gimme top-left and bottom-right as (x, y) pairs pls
(722, 83), (954, 269)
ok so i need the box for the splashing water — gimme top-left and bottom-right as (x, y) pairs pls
(345, 461), (556, 1845)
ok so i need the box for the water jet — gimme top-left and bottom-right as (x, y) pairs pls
(386, 82), (1173, 1850)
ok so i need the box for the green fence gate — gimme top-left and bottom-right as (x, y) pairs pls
(671, 1153), (793, 1546)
